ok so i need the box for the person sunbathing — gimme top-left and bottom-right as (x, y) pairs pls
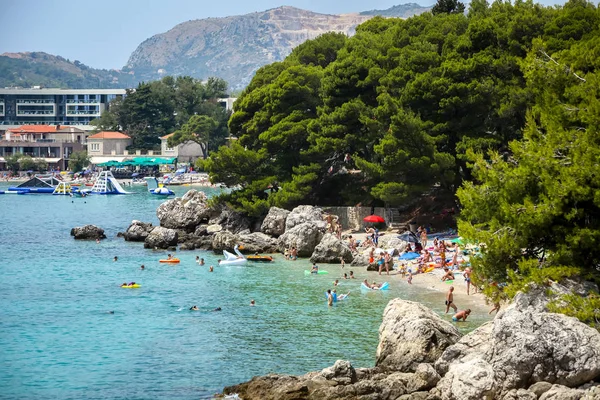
(441, 267), (455, 281)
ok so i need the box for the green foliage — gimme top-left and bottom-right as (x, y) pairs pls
(69, 151), (91, 173)
(5, 154), (22, 173)
(34, 158), (48, 172)
(18, 156), (36, 172)
(432, 0), (466, 15)
(96, 76), (229, 150)
(548, 292), (600, 329)
(168, 115), (219, 159)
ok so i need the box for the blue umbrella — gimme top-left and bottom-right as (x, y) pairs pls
(399, 252), (420, 260)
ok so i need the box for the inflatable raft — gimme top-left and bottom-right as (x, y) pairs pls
(121, 284), (141, 288)
(246, 255), (273, 262)
(159, 259), (180, 264)
(361, 282), (389, 290)
(304, 270), (329, 275)
(220, 245), (247, 266)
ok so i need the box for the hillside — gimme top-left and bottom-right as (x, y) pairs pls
(0, 52), (138, 89)
(124, 4), (430, 90)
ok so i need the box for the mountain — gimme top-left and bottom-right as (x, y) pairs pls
(360, 3), (431, 17)
(0, 52), (138, 89)
(124, 4), (431, 90)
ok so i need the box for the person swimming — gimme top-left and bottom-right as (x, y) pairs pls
(140, 265), (145, 270)
(209, 266), (214, 272)
(212, 307), (222, 312)
(114, 256), (118, 262)
(310, 263), (319, 274)
(349, 270), (355, 279)
(250, 299), (255, 306)
(190, 305), (199, 311)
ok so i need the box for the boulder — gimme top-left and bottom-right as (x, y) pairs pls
(206, 224), (223, 234)
(376, 299), (461, 372)
(261, 207), (290, 237)
(310, 233), (354, 263)
(212, 231), (238, 252)
(350, 253), (370, 267)
(277, 222), (324, 257)
(377, 236), (407, 254)
(123, 220), (153, 241)
(434, 305), (600, 399)
(144, 226), (178, 249)
(156, 190), (210, 230)
(238, 232), (279, 254)
(528, 381), (553, 397)
(285, 205), (326, 231)
(406, 363), (440, 393)
(193, 224), (209, 236)
(320, 360), (357, 385)
(208, 208), (251, 234)
(539, 384), (585, 400)
(70, 224), (106, 240)
(501, 389), (537, 400)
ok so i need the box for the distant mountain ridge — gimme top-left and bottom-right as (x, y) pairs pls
(1, 4), (432, 90)
(124, 4), (431, 89)
(0, 52), (138, 89)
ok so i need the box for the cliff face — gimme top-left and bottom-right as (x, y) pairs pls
(124, 5), (429, 90)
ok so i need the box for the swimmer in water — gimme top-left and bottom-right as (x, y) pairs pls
(114, 256), (118, 262)
(209, 266), (214, 272)
(250, 299), (255, 306)
(140, 265), (145, 270)
(199, 258), (205, 266)
(212, 307), (222, 312)
(190, 305), (199, 311)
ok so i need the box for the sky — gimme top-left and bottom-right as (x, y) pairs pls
(0, 0), (569, 70)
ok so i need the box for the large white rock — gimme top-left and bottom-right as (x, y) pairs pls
(376, 299), (461, 372)
(260, 207), (290, 237)
(123, 220), (153, 241)
(156, 190), (210, 230)
(285, 205), (326, 231)
(144, 226), (178, 249)
(277, 222), (324, 257)
(434, 306), (600, 399)
(310, 233), (353, 263)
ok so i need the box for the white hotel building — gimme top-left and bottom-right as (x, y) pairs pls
(0, 88), (126, 132)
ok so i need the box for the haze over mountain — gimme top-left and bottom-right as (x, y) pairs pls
(1, 3), (431, 90)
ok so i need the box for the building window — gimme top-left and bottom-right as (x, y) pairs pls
(90, 143), (100, 151)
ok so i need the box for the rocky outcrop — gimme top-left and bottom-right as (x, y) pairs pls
(208, 208), (251, 234)
(144, 226), (178, 249)
(156, 190), (210, 230)
(238, 232), (279, 254)
(310, 233), (354, 263)
(123, 220), (153, 241)
(285, 205), (326, 231)
(433, 301), (600, 399)
(70, 224), (106, 240)
(260, 207), (289, 237)
(277, 222), (324, 257)
(376, 299), (461, 372)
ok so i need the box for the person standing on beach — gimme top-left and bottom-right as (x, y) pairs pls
(407, 272), (413, 284)
(340, 256), (345, 269)
(377, 253), (385, 275)
(464, 267), (472, 295)
(445, 286), (458, 313)
(489, 302), (501, 314)
(382, 252), (391, 275)
(326, 289), (333, 306)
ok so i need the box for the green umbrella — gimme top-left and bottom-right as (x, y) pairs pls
(451, 237), (464, 245)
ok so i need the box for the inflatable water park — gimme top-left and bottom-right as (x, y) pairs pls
(1, 171), (132, 195)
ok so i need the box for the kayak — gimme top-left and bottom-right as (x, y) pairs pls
(246, 255), (273, 262)
(304, 270), (329, 275)
(121, 284), (141, 288)
(159, 259), (180, 264)
(361, 282), (389, 290)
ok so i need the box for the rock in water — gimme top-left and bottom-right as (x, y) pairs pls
(123, 220), (153, 241)
(260, 207), (289, 237)
(310, 233), (353, 263)
(156, 190), (210, 230)
(277, 222), (324, 257)
(144, 226), (178, 249)
(70, 225), (106, 240)
(376, 299), (461, 372)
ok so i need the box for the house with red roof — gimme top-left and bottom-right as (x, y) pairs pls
(87, 131), (132, 158)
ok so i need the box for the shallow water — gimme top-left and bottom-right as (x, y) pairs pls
(0, 184), (490, 399)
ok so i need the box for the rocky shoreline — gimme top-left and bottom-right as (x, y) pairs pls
(115, 190), (397, 264)
(221, 281), (600, 400)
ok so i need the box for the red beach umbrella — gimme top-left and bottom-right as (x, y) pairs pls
(363, 215), (385, 223)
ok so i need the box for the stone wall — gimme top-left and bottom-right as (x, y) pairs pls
(322, 206), (389, 231)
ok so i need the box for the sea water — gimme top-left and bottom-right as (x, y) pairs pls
(0, 183), (491, 399)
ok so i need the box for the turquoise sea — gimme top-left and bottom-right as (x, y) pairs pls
(0, 183), (491, 399)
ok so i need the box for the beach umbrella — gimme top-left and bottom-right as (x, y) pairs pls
(363, 215), (385, 223)
(451, 237), (464, 245)
(397, 231), (420, 243)
(131, 172), (140, 177)
(399, 252), (420, 260)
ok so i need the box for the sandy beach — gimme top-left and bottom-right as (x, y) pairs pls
(344, 230), (491, 315)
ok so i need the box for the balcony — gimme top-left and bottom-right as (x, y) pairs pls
(16, 103), (56, 117)
(16, 99), (55, 104)
(65, 99), (100, 104)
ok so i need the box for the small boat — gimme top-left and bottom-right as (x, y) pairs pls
(246, 255), (273, 262)
(159, 258), (180, 264)
(145, 177), (175, 196)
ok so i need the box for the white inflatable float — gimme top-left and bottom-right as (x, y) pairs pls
(219, 245), (247, 266)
